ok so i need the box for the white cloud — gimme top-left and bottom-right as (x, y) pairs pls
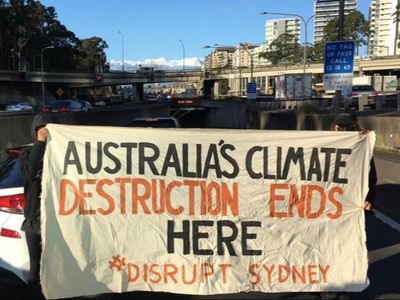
(109, 57), (203, 70)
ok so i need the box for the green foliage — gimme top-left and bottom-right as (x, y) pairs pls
(259, 33), (303, 66)
(219, 79), (230, 95)
(75, 37), (109, 72)
(323, 11), (368, 48)
(309, 10), (369, 61)
(0, 0), (108, 71)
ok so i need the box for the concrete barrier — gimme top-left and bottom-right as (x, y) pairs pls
(376, 95), (385, 110)
(359, 95), (367, 111)
(0, 104), (170, 161)
(397, 93), (400, 112)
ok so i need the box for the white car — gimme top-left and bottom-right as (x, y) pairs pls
(0, 146), (30, 284)
(5, 102), (33, 112)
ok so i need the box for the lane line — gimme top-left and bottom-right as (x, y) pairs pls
(373, 209), (400, 233)
(368, 243), (400, 264)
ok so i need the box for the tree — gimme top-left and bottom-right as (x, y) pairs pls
(322, 11), (368, 51)
(259, 33), (303, 66)
(0, 0), (109, 72)
(75, 37), (109, 72)
(219, 79), (230, 95)
(309, 10), (369, 61)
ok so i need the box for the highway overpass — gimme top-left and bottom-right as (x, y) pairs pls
(0, 69), (203, 88)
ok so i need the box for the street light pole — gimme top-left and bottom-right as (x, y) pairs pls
(41, 45), (54, 108)
(260, 11), (314, 73)
(179, 39), (185, 72)
(204, 44), (255, 95)
(238, 44), (254, 82)
(118, 31), (124, 72)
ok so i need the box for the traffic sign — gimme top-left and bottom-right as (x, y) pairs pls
(323, 41), (355, 96)
(55, 88), (64, 97)
(247, 82), (257, 100)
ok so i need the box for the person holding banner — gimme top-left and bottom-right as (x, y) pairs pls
(20, 114), (54, 298)
(330, 114), (377, 211)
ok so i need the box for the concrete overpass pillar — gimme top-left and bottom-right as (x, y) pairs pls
(135, 83), (144, 101)
(203, 80), (214, 99)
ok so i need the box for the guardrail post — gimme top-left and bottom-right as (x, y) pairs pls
(397, 93), (400, 112)
(376, 95), (384, 110)
(359, 95), (367, 112)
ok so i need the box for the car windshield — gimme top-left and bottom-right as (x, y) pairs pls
(353, 85), (374, 92)
(0, 156), (23, 189)
(131, 118), (178, 128)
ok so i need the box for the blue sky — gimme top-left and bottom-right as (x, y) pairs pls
(41, 0), (371, 69)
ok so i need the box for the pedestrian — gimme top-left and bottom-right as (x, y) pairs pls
(330, 114), (377, 212)
(19, 113), (54, 298)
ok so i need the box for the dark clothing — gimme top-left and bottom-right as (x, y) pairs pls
(20, 141), (46, 233)
(25, 231), (42, 285)
(367, 157), (377, 205)
(19, 113), (54, 293)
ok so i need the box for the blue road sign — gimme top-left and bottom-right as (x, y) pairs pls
(247, 82), (257, 100)
(323, 41), (355, 96)
(324, 41), (355, 74)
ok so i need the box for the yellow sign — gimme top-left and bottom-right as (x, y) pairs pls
(55, 88), (64, 97)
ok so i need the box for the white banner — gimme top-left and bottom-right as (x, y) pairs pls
(41, 124), (375, 299)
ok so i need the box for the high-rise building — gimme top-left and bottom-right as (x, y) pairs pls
(368, 0), (400, 56)
(313, 0), (357, 43)
(204, 47), (235, 70)
(265, 18), (301, 46)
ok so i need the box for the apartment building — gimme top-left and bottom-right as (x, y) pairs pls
(265, 18), (301, 46)
(314, 0), (357, 42)
(204, 47), (235, 70)
(231, 44), (263, 68)
(368, 0), (400, 56)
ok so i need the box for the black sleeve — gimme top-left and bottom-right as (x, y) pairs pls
(366, 157), (377, 205)
(19, 141), (46, 182)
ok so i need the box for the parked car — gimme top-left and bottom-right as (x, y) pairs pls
(0, 145), (30, 284)
(77, 100), (93, 112)
(93, 100), (106, 107)
(42, 100), (84, 113)
(351, 85), (379, 108)
(352, 85), (379, 98)
(5, 102), (33, 112)
(131, 117), (180, 128)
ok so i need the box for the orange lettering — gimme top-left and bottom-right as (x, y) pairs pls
(262, 264), (275, 283)
(249, 264), (260, 285)
(132, 178), (151, 214)
(270, 184), (289, 218)
(319, 265), (330, 283)
(201, 263), (214, 283)
(97, 179), (115, 215)
(327, 187), (343, 219)
(308, 264), (319, 284)
(305, 185), (326, 218)
(59, 179), (80, 216)
(221, 182), (238, 216)
(278, 265), (290, 283)
(165, 181), (184, 215)
(127, 264), (140, 282)
(163, 264), (178, 284)
(79, 179), (96, 215)
(115, 178), (130, 214)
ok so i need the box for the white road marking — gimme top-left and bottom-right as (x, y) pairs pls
(373, 209), (400, 233)
(368, 243), (400, 264)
